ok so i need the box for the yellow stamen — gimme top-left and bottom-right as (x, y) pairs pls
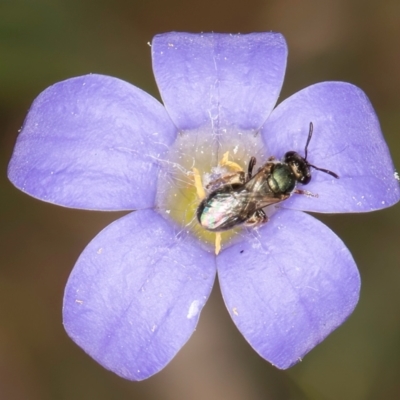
(215, 233), (221, 255)
(220, 151), (243, 172)
(192, 167), (206, 200)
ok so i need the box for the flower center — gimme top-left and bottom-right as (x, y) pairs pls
(155, 127), (268, 254)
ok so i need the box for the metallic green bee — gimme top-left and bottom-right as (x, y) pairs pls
(197, 122), (339, 232)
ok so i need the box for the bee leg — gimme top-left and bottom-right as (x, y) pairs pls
(247, 156), (257, 180)
(205, 171), (245, 190)
(205, 151), (247, 191)
(294, 189), (319, 198)
(244, 209), (268, 227)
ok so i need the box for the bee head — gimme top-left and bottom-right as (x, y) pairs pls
(283, 151), (312, 184)
(283, 122), (339, 185)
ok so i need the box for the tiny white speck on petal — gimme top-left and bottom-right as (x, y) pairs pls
(187, 300), (200, 319)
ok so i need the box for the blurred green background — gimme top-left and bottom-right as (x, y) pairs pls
(1, 0), (400, 399)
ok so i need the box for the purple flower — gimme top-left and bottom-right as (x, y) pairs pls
(8, 32), (400, 381)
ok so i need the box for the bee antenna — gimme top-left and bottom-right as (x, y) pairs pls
(304, 122), (339, 179)
(308, 164), (339, 179)
(304, 122), (313, 161)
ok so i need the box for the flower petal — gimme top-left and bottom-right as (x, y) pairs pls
(152, 32), (287, 132)
(8, 74), (177, 210)
(217, 209), (360, 369)
(63, 210), (216, 380)
(262, 82), (400, 213)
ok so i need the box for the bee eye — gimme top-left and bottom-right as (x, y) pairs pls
(300, 175), (311, 184)
(283, 151), (296, 163)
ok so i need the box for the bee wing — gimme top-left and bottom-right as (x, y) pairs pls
(251, 193), (288, 209)
(200, 190), (254, 231)
(231, 188), (285, 214)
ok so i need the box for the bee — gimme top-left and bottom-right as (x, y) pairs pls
(196, 122), (339, 232)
